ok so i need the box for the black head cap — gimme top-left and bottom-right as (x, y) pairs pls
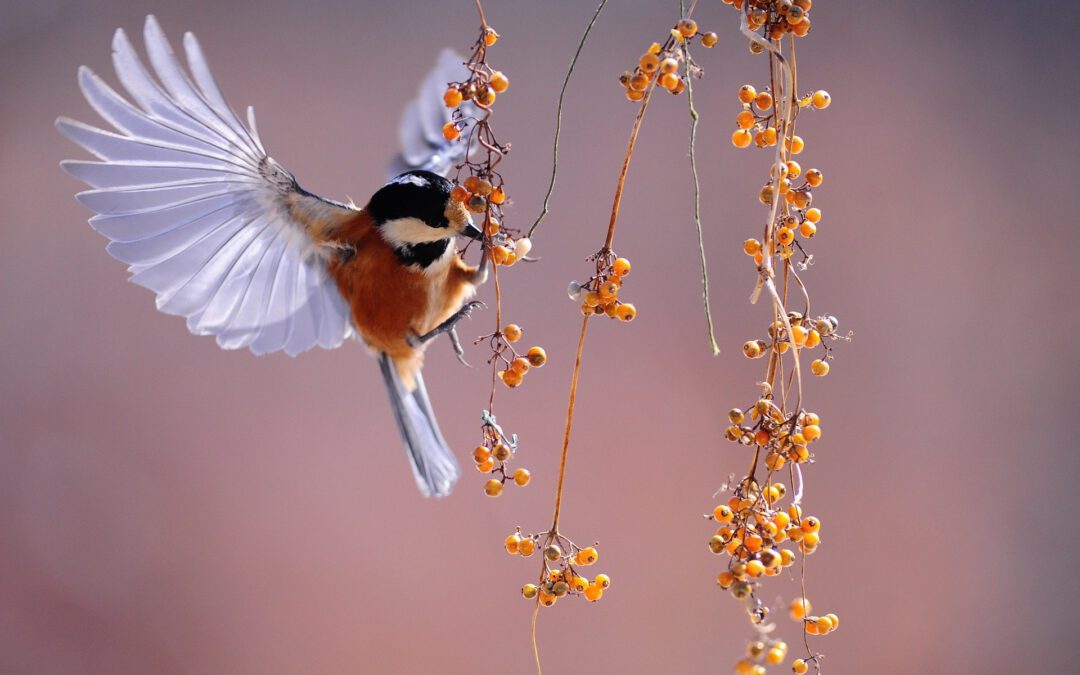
(367, 170), (454, 229)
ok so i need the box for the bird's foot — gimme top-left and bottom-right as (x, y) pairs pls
(449, 327), (471, 367)
(415, 301), (486, 346)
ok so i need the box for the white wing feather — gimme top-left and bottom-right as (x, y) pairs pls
(389, 49), (475, 178)
(58, 15), (354, 356)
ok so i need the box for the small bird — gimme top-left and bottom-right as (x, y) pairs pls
(57, 16), (490, 497)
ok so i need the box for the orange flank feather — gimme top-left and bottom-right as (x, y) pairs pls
(326, 211), (479, 390)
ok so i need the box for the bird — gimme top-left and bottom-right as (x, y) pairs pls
(56, 15), (490, 498)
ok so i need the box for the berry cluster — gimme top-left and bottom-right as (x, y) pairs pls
(516, 534), (609, 606)
(568, 255), (636, 322)
(739, 313), (844, 378)
(618, 19), (717, 101)
(705, 0), (845, 671)
(725, 0), (815, 42)
(443, 12), (546, 498)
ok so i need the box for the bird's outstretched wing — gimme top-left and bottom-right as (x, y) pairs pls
(58, 15), (356, 356)
(388, 49), (475, 179)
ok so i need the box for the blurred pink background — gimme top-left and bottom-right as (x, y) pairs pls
(2, 1), (1077, 673)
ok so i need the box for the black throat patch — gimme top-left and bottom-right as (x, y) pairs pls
(394, 239), (450, 268)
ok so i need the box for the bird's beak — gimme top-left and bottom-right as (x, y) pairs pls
(461, 216), (483, 241)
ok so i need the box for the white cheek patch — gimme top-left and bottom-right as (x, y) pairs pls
(379, 216), (449, 247)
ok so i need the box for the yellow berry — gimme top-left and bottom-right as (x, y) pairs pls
(799, 222), (817, 238)
(584, 584), (603, 602)
(805, 207), (822, 223)
(805, 168), (823, 187)
(599, 280), (619, 300)
(793, 659), (809, 674)
(787, 135), (805, 154)
(522, 583), (538, 599)
(767, 648), (785, 665)
(484, 479), (503, 497)
(503, 323), (522, 342)
(810, 359), (830, 376)
(742, 340), (762, 359)
(826, 613), (840, 630)
(612, 257), (632, 276)
(490, 71), (509, 93)
(594, 573), (611, 589)
(790, 324), (809, 346)
(513, 468), (531, 486)
(812, 90), (831, 109)
(615, 303), (637, 322)
(525, 346), (547, 368)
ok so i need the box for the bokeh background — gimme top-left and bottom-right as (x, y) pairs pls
(2, 1), (1078, 673)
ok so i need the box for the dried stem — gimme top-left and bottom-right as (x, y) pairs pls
(528, 0), (609, 238)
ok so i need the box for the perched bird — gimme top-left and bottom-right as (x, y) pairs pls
(57, 15), (489, 497)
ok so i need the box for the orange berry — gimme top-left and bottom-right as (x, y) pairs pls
(473, 446), (491, 464)
(639, 53), (660, 73)
(538, 591), (556, 607)
(738, 84), (757, 103)
(513, 468), (531, 486)
(626, 88), (646, 102)
(499, 368), (523, 388)
(518, 538), (536, 557)
(584, 584), (603, 602)
(713, 505), (735, 523)
(612, 257), (632, 276)
(477, 457), (495, 473)
(762, 127), (778, 146)
(484, 479), (503, 497)
(790, 324), (809, 346)
(489, 71), (509, 93)
(594, 573), (611, 589)
(737, 110), (755, 129)
(746, 560), (765, 577)
(786, 160), (802, 178)
(805, 168), (823, 187)
(805, 207), (822, 223)
(442, 122), (459, 141)
(615, 303), (637, 322)
(450, 185), (469, 203)
(678, 18), (698, 37)
(801, 516), (821, 533)
(793, 659), (809, 674)
(491, 245), (510, 265)
(503, 323), (522, 342)
(805, 328), (821, 348)
(490, 186), (506, 204)
(767, 648), (785, 665)
(702, 32), (718, 47)
(660, 57), (679, 74)
(755, 91), (774, 110)
(787, 135), (805, 154)
(732, 129), (753, 148)
(660, 72), (680, 91)
(801, 531), (820, 548)
(483, 28), (499, 46)
(443, 87), (463, 108)
(576, 547), (599, 566)
(743, 239), (762, 256)
(511, 357), (531, 375)
(802, 424), (822, 442)
(599, 280), (619, 299)
(629, 72), (650, 92)
(812, 90), (831, 109)
(505, 534), (521, 554)
(777, 227), (795, 246)
(790, 597), (811, 620)
(799, 222), (817, 238)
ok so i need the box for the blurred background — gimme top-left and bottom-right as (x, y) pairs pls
(2, 0), (1077, 673)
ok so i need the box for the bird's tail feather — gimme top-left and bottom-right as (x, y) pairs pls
(378, 353), (460, 498)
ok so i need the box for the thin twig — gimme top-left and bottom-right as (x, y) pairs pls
(683, 46), (721, 356)
(528, 0), (609, 238)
